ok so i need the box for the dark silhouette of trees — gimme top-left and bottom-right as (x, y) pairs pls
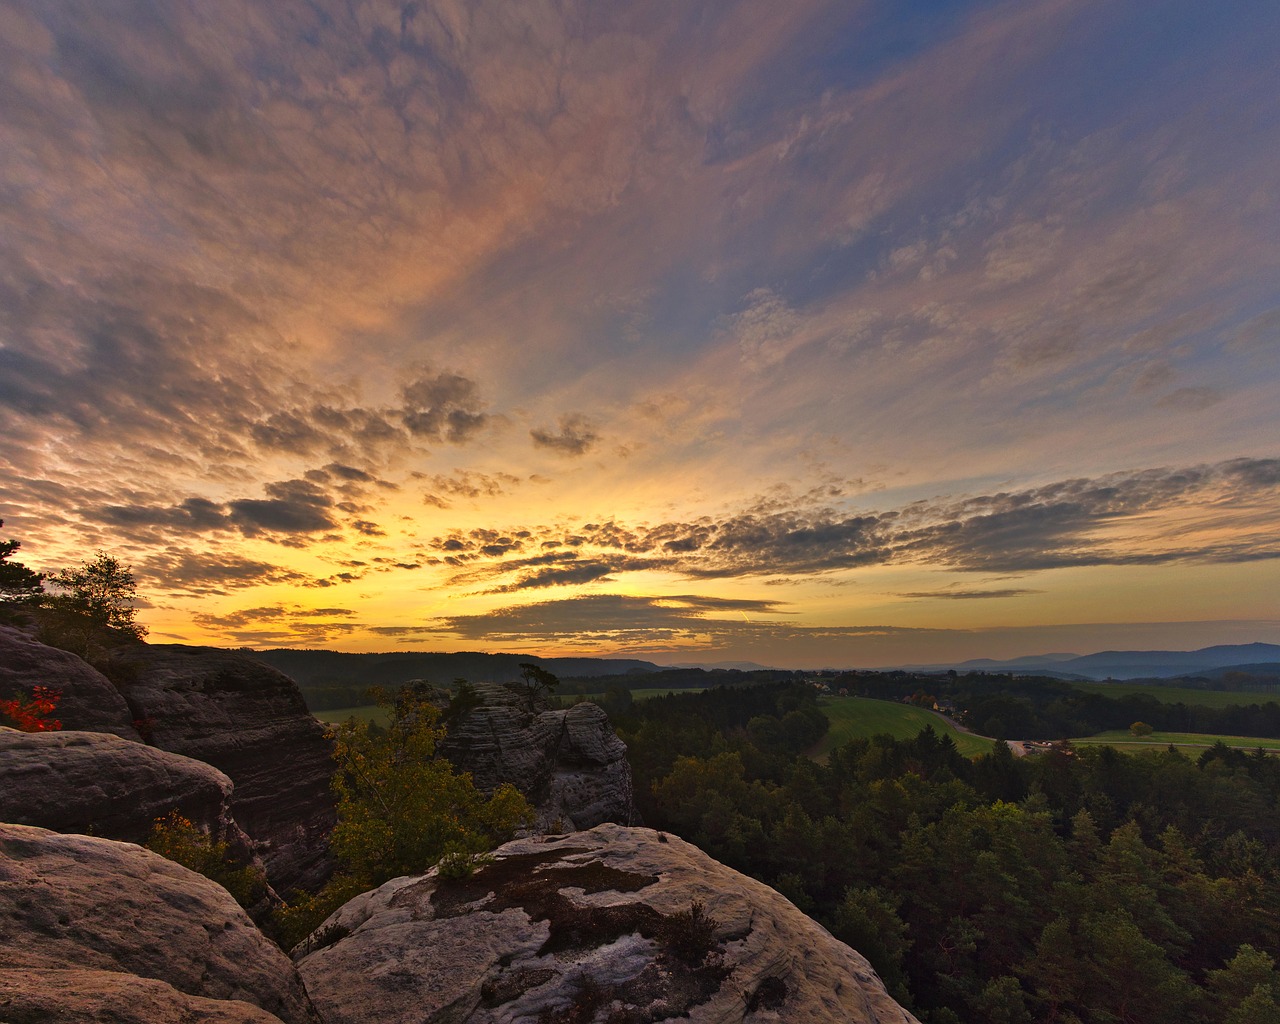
(0, 520), (44, 608)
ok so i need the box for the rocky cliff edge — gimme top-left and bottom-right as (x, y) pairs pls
(296, 823), (919, 1024)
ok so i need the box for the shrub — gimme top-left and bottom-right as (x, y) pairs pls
(145, 811), (267, 909)
(0, 687), (62, 732)
(658, 899), (720, 965)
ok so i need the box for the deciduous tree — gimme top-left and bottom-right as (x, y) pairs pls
(42, 552), (146, 656)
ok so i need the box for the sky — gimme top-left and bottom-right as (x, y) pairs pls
(1, 0), (1278, 668)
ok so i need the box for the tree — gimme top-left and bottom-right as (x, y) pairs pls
(1130, 721), (1154, 737)
(43, 552), (146, 656)
(275, 686), (533, 949)
(518, 662), (559, 705)
(329, 687), (532, 883)
(0, 520), (44, 607)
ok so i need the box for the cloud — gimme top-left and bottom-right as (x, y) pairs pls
(530, 414), (600, 456)
(400, 372), (491, 443)
(430, 457), (1280, 585)
(137, 549), (312, 596)
(1155, 387), (1224, 411)
(422, 593), (923, 651)
(420, 469), (521, 507)
(896, 589), (1040, 600)
(2, 0), (1278, 661)
(191, 603), (362, 645)
(719, 288), (803, 370)
(227, 479), (336, 535)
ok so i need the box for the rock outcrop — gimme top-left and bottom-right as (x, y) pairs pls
(0, 824), (315, 1024)
(436, 683), (635, 832)
(0, 625), (140, 739)
(295, 823), (919, 1024)
(0, 969), (288, 1024)
(102, 644), (337, 893)
(0, 728), (253, 856)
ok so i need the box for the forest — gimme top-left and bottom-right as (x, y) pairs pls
(613, 683), (1280, 1024)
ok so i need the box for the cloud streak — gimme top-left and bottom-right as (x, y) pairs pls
(2, 0), (1278, 660)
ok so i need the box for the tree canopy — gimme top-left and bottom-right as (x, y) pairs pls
(42, 552), (146, 655)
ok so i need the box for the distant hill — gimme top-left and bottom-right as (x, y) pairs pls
(245, 649), (660, 691)
(897, 643), (1280, 681)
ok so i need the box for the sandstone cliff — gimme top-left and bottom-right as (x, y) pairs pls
(101, 644), (337, 893)
(0, 728), (253, 857)
(0, 625), (140, 739)
(436, 683), (636, 832)
(0, 824), (315, 1024)
(296, 823), (919, 1024)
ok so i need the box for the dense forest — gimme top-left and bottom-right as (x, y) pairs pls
(613, 683), (1280, 1024)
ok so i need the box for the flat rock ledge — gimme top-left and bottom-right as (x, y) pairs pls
(296, 823), (919, 1024)
(0, 824), (315, 1024)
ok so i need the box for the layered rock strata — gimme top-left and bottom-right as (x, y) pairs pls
(435, 683), (635, 832)
(0, 728), (253, 855)
(296, 823), (919, 1024)
(105, 644), (337, 893)
(0, 969), (288, 1024)
(0, 824), (315, 1024)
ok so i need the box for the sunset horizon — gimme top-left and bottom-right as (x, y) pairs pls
(3, 0), (1277, 668)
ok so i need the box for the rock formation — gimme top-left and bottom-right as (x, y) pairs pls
(0, 728), (253, 856)
(435, 683), (636, 832)
(102, 644), (337, 893)
(295, 823), (919, 1024)
(0, 625), (140, 739)
(0, 824), (316, 1024)
(0, 969), (289, 1024)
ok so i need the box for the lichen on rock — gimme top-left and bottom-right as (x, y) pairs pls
(296, 823), (920, 1024)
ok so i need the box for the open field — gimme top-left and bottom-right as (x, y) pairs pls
(1070, 683), (1280, 707)
(1071, 729), (1280, 753)
(811, 696), (994, 760)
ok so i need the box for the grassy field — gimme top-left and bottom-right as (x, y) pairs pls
(1071, 729), (1280, 753)
(811, 696), (994, 760)
(1070, 683), (1280, 707)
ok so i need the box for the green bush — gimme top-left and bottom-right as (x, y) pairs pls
(145, 811), (267, 909)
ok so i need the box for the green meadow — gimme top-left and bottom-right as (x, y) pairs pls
(1071, 729), (1280, 753)
(811, 695), (994, 760)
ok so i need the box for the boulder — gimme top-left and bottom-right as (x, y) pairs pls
(436, 684), (635, 832)
(0, 824), (315, 1024)
(102, 644), (336, 893)
(0, 625), (139, 739)
(296, 823), (919, 1024)
(0, 969), (287, 1024)
(0, 728), (253, 857)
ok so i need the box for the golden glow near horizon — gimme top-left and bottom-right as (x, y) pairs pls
(2, 0), (1279, 667)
